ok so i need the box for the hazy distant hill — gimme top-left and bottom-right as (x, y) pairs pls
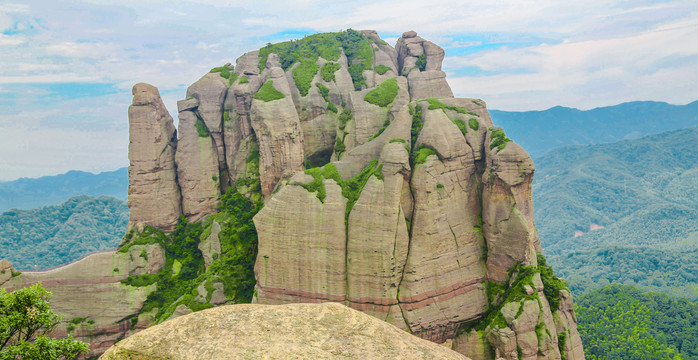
(0, 167), (128, 212)
(491, 100), (698, 157)
(533, 127), (698, 299)
(0, 195), (128, 270)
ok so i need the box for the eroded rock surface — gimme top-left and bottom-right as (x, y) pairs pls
(99, 302), (469, 360)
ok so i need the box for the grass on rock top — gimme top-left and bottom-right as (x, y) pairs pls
(254, 80), (285, 102)
(258, 29), (374, 91)
(364, 78), (398, 107)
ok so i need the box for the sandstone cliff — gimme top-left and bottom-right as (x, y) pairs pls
(3, 29), (583, 360)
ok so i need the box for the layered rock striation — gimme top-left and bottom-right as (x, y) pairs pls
(4, 29), (584, 360)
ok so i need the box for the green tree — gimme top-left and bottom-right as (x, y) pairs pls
(0, 283), (88, 360)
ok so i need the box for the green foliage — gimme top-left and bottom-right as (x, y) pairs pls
(338, 109), (352, 130)
(537, 254), (568, 312)
(469, 117), (480, 130)
(315, 83), (336, 112)
(534, 127), (698, 299)
(209, 66), (232, 80)
(0, 283), (89, 359)
(364, 78), (398, 107)
(334, 136), (346, 156)
(415, 53), (427, 71)
(321, 62), (341, 82)
(238, 76), (249, 84)
(389, 138), (405, 144)
(488, 127), (511, 151)
(337, 29), (374, 90)
(452, 118), (467, 136)
(300, 167), (326, 203)
(0, 195), (128, 270)
(254, 80), (285, 102)
(410, 103), (423, 146)
(257, 30), (372, 90)
(194, 119), (210, 137)
(368, 119), (390, 141)
(412, 147), (436, 166)
(227, 72), (239, 87)
(577, 284), (696, 359)
(292, 60), (319, 96)
(374, 64), (391, 75)
(558, 332), (568, 360)
(425, 98), (478, 116)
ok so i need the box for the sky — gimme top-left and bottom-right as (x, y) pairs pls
(0, 0), (697, 181)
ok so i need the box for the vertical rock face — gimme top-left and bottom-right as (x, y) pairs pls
(127, 83), (181, 232)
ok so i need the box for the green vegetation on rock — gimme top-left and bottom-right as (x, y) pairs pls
(321, 62), (341, 82)
(469, 118), (480, 130)
(0, 195), (128, 270)
(254, 80), (285, 102)
(315, 83), (336, 113)
(452, 118), (467, 136)
(195, 119), (210, 137)
(577, 284), (697, 359)
(488, 128), (511, 151)
(411, 146), (436, 166)
(238, 76), (249, 84)
(209, 66), (232, 80)
(293, 60), (319, 96)
(364, 78), (398, 107)
(338, 109), (352, 130)
(257, 30), (373, 90)
(425, 98), (478, 116)
(374, 64), (391, 75)
(0, 283), (89, 359)
(415, 53), (426, 71)
(409, 103), (423, 147)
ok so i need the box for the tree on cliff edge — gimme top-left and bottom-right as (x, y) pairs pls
(0, 283), (88, 360)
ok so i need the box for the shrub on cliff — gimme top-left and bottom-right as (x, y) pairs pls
(0, 283), (89, 359)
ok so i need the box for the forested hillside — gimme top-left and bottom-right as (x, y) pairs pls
(0, 195), (128, 270)
(0, 168), (128, 212)
(577, 284), (698, 359)
(490, 100), (698, 157)
(533, 127), (698, 299)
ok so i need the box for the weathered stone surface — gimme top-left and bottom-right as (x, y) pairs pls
(2, 249), (163, 357)
(175, 110), (221, 222)
(0, 259), (15, 286)
(99, 303), (470, 360)
(127, 83), (181, 232)
(346, 143), (410, 326)
(253, 181), (347, 304)
(408, 70), (454, 100)
(251, 56), (305, 197)
(554, 290), (585, 360)
(452, 330), (494, 360)
(482, 129), (539, 284)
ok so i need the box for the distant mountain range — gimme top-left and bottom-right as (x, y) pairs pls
(0, 167), (128, 212)
(0, 195), (128, 270)
(533, 127), (698, 299)
(490, 100), (698, 157)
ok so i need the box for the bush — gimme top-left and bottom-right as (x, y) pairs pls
(415, 53), (426, 71)
(254, 80), (285, 102)
(293, 60), (319, 96)
(364, 78), (398, 107)
(489, 127), (511, 151)
(469, 117), (479, 130)
(0, 283), (89, 359)
(338, 109), (352, 130)
(195, 119), (210, 137)
(452, 118), (467, 136)
(238, 76), (249, 84)
(321, 62), (341, 82)
(374, 64), (392, 75)
(425, 98), (478, 116)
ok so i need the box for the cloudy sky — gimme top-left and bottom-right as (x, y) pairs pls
(1, 0), (696, 180)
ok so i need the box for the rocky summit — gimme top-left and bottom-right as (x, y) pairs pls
(3, 30), (584, 359)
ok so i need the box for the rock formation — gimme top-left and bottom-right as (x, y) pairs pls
(99, 302), (468, 360)
(3, 29), (584, 360)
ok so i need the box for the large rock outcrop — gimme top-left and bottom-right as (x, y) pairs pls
(100, 302), (468, 360)
(127, 83), (181, 232)
(3, 30), (584, 360)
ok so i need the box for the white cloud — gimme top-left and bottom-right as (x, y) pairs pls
(45, 41), (119, 58)
(0, 34), (23, 46)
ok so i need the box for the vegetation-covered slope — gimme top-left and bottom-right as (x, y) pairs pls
(577, 284), (698, 360)
(532, 127), (698, 299)
(0, 168), (127, 212)
(490, 100), (698, 157)
(0, 195), (128, 270)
